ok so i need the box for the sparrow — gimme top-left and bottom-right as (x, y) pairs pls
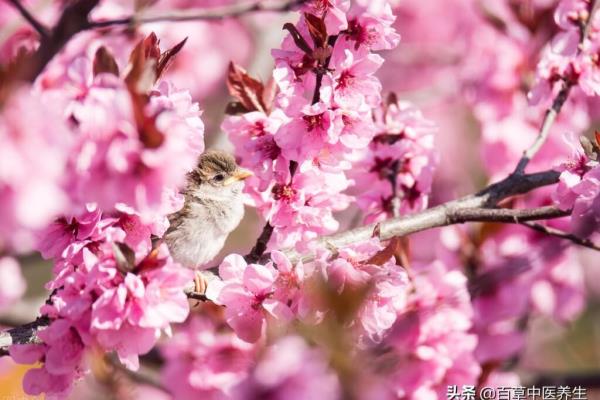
(164, 150), (252, 275)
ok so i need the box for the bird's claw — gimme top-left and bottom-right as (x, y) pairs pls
(194, 271), (208, 295)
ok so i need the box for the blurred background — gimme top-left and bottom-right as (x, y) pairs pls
(1, 0), (600, 398)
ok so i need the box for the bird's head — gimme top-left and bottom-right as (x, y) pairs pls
(186, 150), (253, 201)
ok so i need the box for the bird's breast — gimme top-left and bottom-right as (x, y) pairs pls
(164, 198), (244, 269)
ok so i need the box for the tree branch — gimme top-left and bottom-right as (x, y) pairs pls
(15, 0), (100, 83)
(6, 0), (50, 38)
(246, 222), (275, 263)
(284, 170), (562, 263)
(520, 221), (600, 252)
(106, 355), (169, 394)
(447, 205), (569, 224)
(0, 316), (49, 356)
(0, 170), (577, 354)
(88, 0), (306, 28)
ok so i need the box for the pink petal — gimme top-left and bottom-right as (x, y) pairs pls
(243, 264), (276, 295)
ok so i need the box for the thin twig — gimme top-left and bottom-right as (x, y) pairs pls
(9, 0), (305, 84)
(88, 0), (306, 28)
(6, 0), (49, 38)
(107, 355), (169, 394)
(583, 0), (600, 40)
(513, 81), (572, 174)
(15, 0), (100, 83)
(514, 0), (599, 174)
(520, 221), (600, 251)
(447, 205), (569, 223)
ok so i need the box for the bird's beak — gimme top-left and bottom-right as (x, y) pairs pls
(223, 168), (253, 186)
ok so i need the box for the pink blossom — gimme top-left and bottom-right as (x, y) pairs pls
(302, 0), (350, 35)
(317, 239), (411, 342)
(553, 134), (600, 234)
(89, 244), (193, 368)
(64, 70), (204, 222)
(0, 257), (26, 312)
(217, 254), (293, 343)
(11, 319), (86, 398)
(275, 101), (345, 162)
(259, 167), (352, 249)
(222, 110), (287, 189)
(232, 336), (342, 400)
(529, 0), (600, 103)
(15, 206), (194, 396)
(36, 204), (103, 260)
(0, 87), (72, 253)
(346, 1), (401, 51)
(352, 100), (437, 223)
(0, 1), (59, 61)
(225, 0), (400, 251)
(384, 261), (480, 398)
(160, 316), (255, 400)
(328, 45), (384, 110)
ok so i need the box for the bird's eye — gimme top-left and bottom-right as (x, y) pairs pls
(213, 174), (225, 182)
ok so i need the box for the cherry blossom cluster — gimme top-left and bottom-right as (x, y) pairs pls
(206, 239), (411, 344)
(453, 0), (591, 179)
(437, 224), (584, 373)
(351, 98), (437, 223)
(530, 0), (600, 105)
(381, 261), (480, 399)
(554, 133), (600, 235)
(0, 87), (72, 253)
(1, 29), (204, 398)
(384, 4), (591, 385)
(0, 33), (205, 254)
(162, 238), (481, 399)
(222, 0), (403, 249)
(2, 0), (600, 398)
(10, 205), (192, 397)
(161, 314), (341, 400)
(160, 315), (256, 399)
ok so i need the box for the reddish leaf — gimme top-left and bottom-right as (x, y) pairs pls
(261, 77), (278, 114)
(226, 62), (266, 113)
(134, 247), (165, 273)
(386, 92), (399, 107)
(124, 33), (167, 148)
(595, 130), (600, 148)
(125, 33), (161, 92)
(93, 46), (119, 77)
(142, 32), (161, 60)
(364, 236), (404, 266)
(580, 136), (599, 161)
(113, 242), (136, 274)
(225, 101), (251, 115)
(282, 23), (313, 55)
(0, 47), (33, 105)
(372, 223), (381, 238)
(130, 91), (164, 148)
(304, 13), (328, 49)
(396, 236), (411, 270)
(156, 37), (188, 80)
